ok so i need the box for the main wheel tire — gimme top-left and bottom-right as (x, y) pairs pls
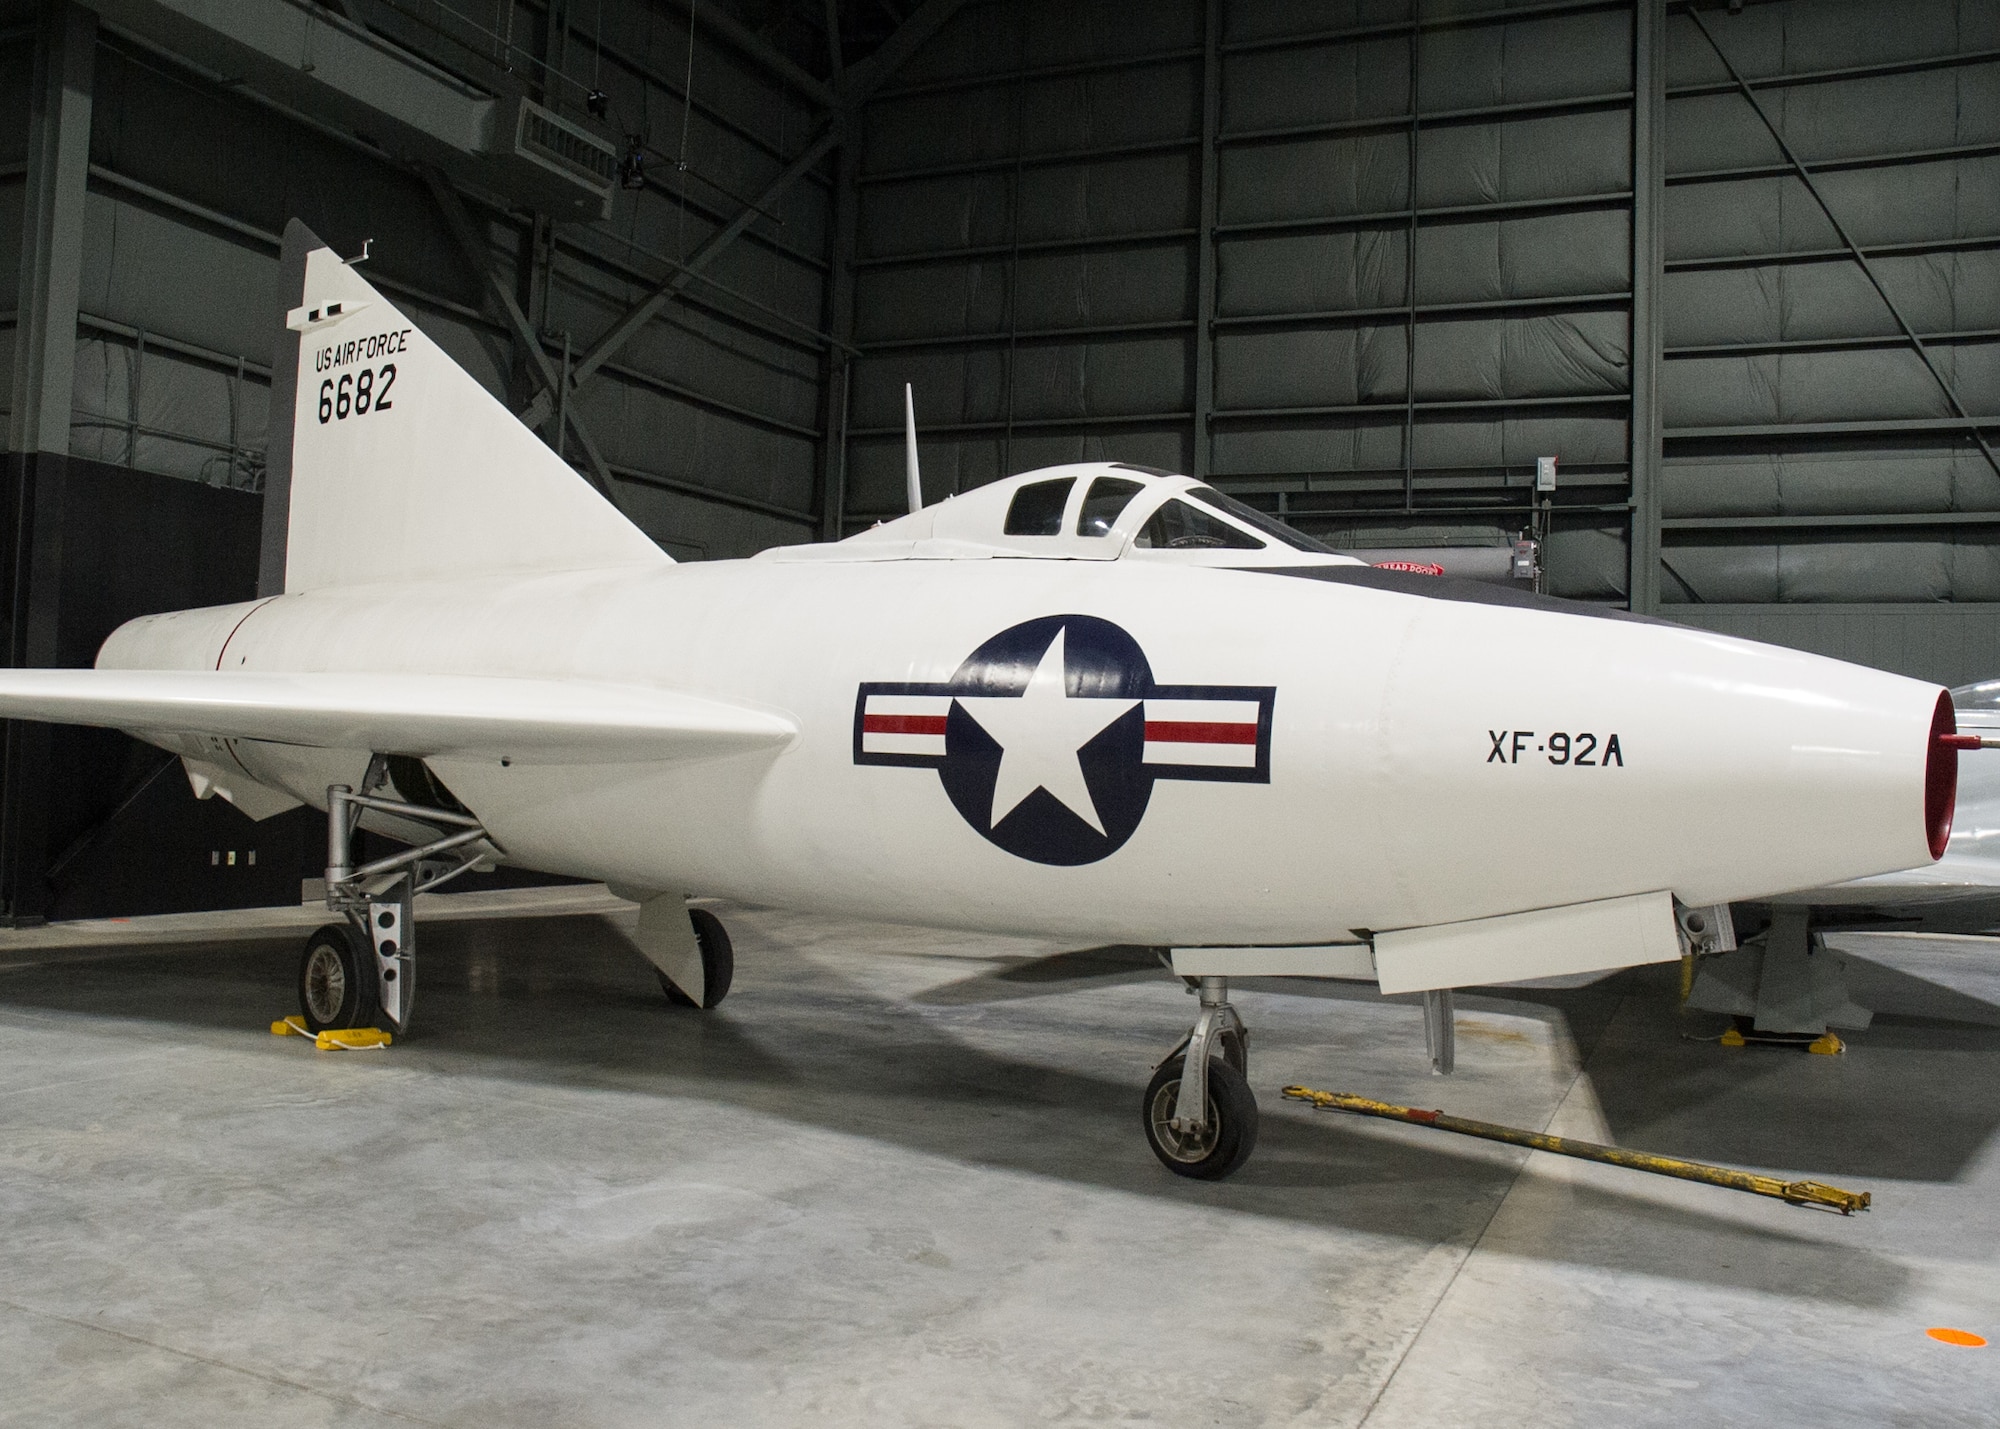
(298, 922), (379, 1033)
(1142, 1054), (1258, 1180)
(659, 907), (734, 1009)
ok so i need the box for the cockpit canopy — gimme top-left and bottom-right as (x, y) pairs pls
(763, 463), (1361, 568)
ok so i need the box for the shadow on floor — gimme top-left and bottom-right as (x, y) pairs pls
(0, 906), (1945, 1309)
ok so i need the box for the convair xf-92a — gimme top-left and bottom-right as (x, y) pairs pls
(0, 223), (1966, 1179)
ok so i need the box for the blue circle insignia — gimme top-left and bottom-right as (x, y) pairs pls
(938, 616), (1153, 866)
(853, 615), (1276, 868)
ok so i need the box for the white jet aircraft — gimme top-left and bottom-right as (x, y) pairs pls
(0, 224), (1968, 1178)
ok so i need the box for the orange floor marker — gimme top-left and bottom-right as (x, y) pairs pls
(1927, 1328), (1987, 1347)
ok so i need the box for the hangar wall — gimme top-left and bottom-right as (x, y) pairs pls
(832, 0), (2000, 685)
(1653, 0), (2000, 682)
(3, 0), (830, 563)
(0, 0), (843, 919)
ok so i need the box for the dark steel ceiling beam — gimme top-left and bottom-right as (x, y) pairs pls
(1667, 45), (2000, 100)
(422, 164), (625, 510)
(520, 122), (842, 432)
(539, 0), (970, 433)
(1222, 0), (1627, 56)
(648, 0), (839, 110)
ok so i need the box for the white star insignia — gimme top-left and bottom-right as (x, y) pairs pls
(955, 626), (1137, 835)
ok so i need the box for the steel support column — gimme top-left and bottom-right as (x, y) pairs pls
(822, 0), (844, 85)
(818, 138), (861, 541)
(999, 73), (1025, 480)
(1401, 10), (1421, 511)
(8, 2), (90, 460)
(3, 1), (94, 925)
(1191, 0), (1221, 479)
(1628, 0), (1665, 613)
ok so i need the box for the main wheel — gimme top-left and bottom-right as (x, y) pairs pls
(1142, 1054), (1258, 1180)
(658, 907), (734, 1009)
(298, 922), (379, 1033)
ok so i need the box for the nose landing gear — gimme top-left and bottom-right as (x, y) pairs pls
(1142, 975), (1259, 1179)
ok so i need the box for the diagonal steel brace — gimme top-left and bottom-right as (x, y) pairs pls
(1683, 6), (2000, 485)
(519, 125), (843, 432)
(420, 166), (627, 511)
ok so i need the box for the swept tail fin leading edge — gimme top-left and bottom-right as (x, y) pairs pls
(260, 220), (665, 596)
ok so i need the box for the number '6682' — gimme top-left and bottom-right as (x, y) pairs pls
(317, 363), (397, 423)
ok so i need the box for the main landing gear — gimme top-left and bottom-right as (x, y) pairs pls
(297, 757), (493, 1037)
(1143, 975), (1259, 1180)
(632, 895), (735, 1010)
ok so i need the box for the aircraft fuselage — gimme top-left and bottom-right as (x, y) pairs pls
(105, 552), (1942, 947)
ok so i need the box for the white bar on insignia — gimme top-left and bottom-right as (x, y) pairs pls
(863, 732), (947, 757)
(1143, 741), (1257, 768)
(1143, 698), (1261, 725)
(1142, 696), (1260, 765)
(866, 694), (952, 717)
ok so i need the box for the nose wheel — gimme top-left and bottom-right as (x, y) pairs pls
(1144, 1053), (1257, 1178)
(1143, 975), (1259, 1179)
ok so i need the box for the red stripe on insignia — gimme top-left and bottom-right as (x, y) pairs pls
(1145, 720), (1257, 745)
(864, 714), (948, 736)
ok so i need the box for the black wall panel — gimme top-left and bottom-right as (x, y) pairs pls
(0, 455), (317, 920)
(830, 0), (2000, 679)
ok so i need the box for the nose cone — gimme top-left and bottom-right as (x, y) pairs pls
(1929, 690), (1961, 860)
(1359, 597), (1954, 925)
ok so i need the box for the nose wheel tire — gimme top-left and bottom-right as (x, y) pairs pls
(658, 907), (735, 1009)
(1143, 1054), (1258, 1180)
(298, 922), (379, 1033)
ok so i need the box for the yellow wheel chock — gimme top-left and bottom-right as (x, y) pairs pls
(271, 1015), (392, 1051)
(1719, 1026), (1844, 1054)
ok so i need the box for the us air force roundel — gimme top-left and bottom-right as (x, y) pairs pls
(854, 615), (1275, 866)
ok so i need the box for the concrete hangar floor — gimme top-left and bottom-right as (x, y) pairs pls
(1, 888), (1997, 1427)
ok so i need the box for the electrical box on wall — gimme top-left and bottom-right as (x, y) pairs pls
(1535, 457), (1558, 492)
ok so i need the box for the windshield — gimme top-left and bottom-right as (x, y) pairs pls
(1003, 477), (1073, 536)
(1077, 476), (1146, 537)
(1137, 499), (1264, 550)
(1185, 486), (1336, 553)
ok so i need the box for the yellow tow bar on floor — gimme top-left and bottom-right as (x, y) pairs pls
(1281, 1086), (1872, 1215)
(271, 1016), (393, 1051)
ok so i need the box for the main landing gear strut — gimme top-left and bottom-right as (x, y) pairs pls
(1142, 975), (1259, 1180)
(296, 756), (493, 1037)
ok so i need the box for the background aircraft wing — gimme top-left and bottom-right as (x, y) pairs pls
(0, 669), (795, 766)
(1757, 684), (2000, 928)
(1783, 857), (2000, 906)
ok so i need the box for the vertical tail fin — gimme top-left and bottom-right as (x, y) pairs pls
(259, 220), (665, 595)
